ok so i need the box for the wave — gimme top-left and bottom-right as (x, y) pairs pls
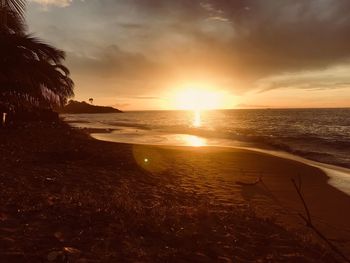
(62, 109), (350, 170)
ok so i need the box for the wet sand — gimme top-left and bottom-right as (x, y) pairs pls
(0, 122), (349, 262)
(148, 145), (350, 244)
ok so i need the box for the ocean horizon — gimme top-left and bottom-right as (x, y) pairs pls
(4, 1), (350, 260)
(64, 108), (350, 169)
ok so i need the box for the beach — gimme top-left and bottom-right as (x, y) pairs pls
(0, 121), (349, 262)
(3, 0), (350, 262)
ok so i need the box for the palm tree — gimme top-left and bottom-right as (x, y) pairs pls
(0, 33), (74, 108)
(0, 1), (74, 117)
(1, 0), (25, 15)
(0, 0), (25, 30)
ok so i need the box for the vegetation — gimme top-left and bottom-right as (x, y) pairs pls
(60, 100), (122, 114)
(0, 0), (74, 119)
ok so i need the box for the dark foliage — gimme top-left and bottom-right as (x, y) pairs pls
(1, 0), (26, 18)
(60, 100), (122, 114)
(0, 2), (74, 116)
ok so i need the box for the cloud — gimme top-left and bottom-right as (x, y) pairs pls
(236, 103), (270, 108)
(65, 44), (173, 98)
(29, 0), (73, 8)
(67, 45), (164, 80)
(131, 0), (350, 83)
(27, 0), (350, 101)
(173, 0), (350, 85)
(256, 64), (350, 92)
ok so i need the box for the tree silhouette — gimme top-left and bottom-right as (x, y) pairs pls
(0, 0), (25, 30)
(1, 0), (25, 16)
(89, 98), (94, 104)
(0, 1), (74, 116)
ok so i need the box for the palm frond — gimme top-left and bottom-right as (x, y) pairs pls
(3, 0), (26, 17)
(0, 6), (26, 33)
(0, 1), (74, 111)
(0, 31), (75, 110)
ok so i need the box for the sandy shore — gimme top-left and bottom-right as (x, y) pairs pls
(0, 122), (349, 262)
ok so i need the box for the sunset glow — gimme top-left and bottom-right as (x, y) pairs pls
(173, 87), (225, 110)
(26, 1), (350, 110)
(193, 110), (202, 127)
(182, 134), (207, 147)
(3, 1), (350, 261)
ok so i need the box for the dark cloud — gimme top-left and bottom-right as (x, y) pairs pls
(132, 0), (350, 81)
(119, 23), (144, 30)
(161, 0), (350, 85)
(256, 67), (350, 92)
(65, 44), (173, 98)
(68, 45), (162, 79)
(27, 0), (350, 99)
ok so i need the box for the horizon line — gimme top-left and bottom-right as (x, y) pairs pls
(118, 106), (350, 112)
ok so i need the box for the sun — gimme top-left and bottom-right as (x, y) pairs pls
(173, 86), (224, 110)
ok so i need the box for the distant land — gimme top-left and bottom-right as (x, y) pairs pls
(59, 100), (122, 114)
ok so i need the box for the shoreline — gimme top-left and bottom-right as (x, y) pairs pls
(1, 122), (349, 261)
(236, 146), (350, 197)
(90, 130), (350, 253)
(64, 108), (350, 171)
(90, 128), (350, 196)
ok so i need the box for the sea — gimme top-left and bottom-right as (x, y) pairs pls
(63, 108), (350, 194)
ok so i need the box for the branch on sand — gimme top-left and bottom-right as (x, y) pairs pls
(291, 176), (350, 263)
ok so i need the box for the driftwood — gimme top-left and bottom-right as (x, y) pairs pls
(291, 176), (350, 262)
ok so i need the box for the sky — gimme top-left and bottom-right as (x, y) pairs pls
(26, 0), (350, 110)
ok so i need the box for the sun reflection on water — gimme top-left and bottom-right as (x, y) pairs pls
(193, 110), (202, 127)
(182, 134), (206, 147)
